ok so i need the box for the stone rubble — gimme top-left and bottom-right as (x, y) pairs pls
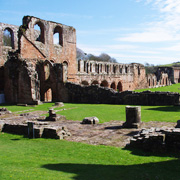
(127, 126), (180, 152)
(82, 117), (99, 124)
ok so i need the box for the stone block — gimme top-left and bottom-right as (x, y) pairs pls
(82, 117), (99, 124)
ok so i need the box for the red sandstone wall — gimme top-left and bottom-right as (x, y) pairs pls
(20, 16), (77, 82)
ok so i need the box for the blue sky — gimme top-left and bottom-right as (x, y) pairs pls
(1, 0), (180, 65)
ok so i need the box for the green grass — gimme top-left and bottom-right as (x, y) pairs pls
(0, 102), (55, 112)
(135, 83), (180, 93)
(0, 133), (180, 180)
(55, 104), (180, 123)
(1, 87), (180, 179)
(1, 103), (180, 123)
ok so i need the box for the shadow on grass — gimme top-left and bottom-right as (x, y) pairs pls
(145, 106), (180, 112)
(42, 160), (180, 180)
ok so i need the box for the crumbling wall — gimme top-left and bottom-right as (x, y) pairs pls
(128, 128), (180, 153)
(61, 82), (179, 105)
(19, 16), (77, 82)
(4, 54), (40, 104)
(156, 67), (178, 84)
(0, 23), (19, 66)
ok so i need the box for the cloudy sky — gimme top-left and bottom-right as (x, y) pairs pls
(1, 0), (180, 65)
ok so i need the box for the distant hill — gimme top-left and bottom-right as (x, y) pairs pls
(159, 62), (180, 67)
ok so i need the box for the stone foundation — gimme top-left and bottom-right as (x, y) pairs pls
(127, 127), (180, 152)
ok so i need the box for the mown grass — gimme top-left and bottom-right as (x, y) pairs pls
(0, 133), (180, 180)
(1, 84), (180, 179)
(135, 83), (180, 93)
(1, 103), (180, 123)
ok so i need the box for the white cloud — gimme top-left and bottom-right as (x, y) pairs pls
(117, 28), (179, 42)
(160, 43), (180, 51)
(120, 0), (180, 43)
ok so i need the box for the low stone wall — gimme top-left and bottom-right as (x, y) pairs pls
(64, 82), (179, 105)
(0, 121), (71, 139)
(127, 127), (180, 152)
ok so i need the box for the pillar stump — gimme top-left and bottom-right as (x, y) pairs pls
(123, 106), (142, 128)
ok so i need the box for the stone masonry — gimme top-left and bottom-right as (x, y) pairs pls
(0, 16), (178, 104)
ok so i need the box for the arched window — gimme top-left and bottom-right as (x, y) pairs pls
(117, 81), (123, 92)
(149, 79), (151, 86)
(92, 80), (99, 85)
(34, 21), (45, 43)
(82, 81), (89, 86)
(3, 28), (14, 49)
(111, 82), (116, 90)
(53, 26), (63, 46)
(100, 80), (108, 87)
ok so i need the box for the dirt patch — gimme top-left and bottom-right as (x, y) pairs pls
(0, 111), (176, 147)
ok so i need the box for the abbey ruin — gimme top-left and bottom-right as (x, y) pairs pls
(0, 16), (180, 104)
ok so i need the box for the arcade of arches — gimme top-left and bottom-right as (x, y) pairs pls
(0, 16), (179, 105)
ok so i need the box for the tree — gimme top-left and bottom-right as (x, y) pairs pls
(77, 48), (117, 63)
(144, 63), (157, 74)
(76, 48), (88, 60)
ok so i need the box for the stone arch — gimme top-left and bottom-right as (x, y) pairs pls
(3, 27), (14, 49)
(44, 88), (52, 102)
(34, 21), (45, 43)
(92, 80), (99, 85)
(82, 81), (89, 86)
(111, 82), (116, 90)
(63, 61), (68, 82)
(100, 80), (108, 87)
(53, 26), (63, 46)
(117, 81), (123, 92)
(153, 79), (155, 86)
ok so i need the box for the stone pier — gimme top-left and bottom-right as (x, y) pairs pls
(123, 106), (141, 128)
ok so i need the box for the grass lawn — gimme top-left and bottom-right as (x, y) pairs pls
(1, 103), (180, 123)
(0, 133), (180, 180)
(1, 83), (180, 179)
(135, 83), (180, 93)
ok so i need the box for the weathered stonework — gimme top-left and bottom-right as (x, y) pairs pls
(0, 16), (178, 105)
(77, 60), (148, 91)
(127, 127), (180, 153)
(157, 67), (180, 84)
